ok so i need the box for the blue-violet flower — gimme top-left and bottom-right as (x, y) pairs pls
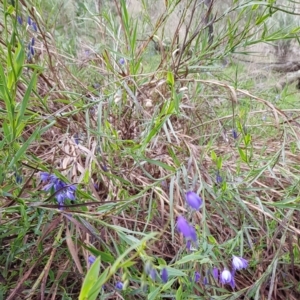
(88, 255), (96, 264)
(212, 267), (219, 280)
(115, 281), (123, 290)
(177, 216), (197, 242)
(32, 22), (37, 32)
(194, 271), (201, 283)
(232, 129), (238, 139)
(185, 191), (202, 210)
(17, 16), (22, 25)
(186, 240), (192, 251)
(149, 268), (157, 281)
(216, 172), (222, 184)
(232, 255), (248, 271)
(220, 269), (235, 288)
(40, 172), (76, 205)
(161, 268), (168, 283)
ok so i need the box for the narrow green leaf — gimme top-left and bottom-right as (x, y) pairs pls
(168, 146), (181, 167)
(110, 232), (157, 275)
(6, 5), (15, 14)
(256, 13), (270, 25)
(176, 285), (182, 300)
(0, 63), (14, 125)
(167, 71), (174, 86)
(238, 147), (247, 163)
(211, 150), (217, 162)
(16, 71), (37, 132)
(175, 254), (209, 265)
(217, 157), (223, 170)
(14, 41), (25, 78)
(173, 91), (179, 114)
(8, 127), (40, 169)
(142, 157), (176, 171)
(79, 256), (101, 300)
(162, 266), (186, 277)
(162, 278), (177, 291)
(244, 134), (251, 146)
(87, 268), (109, 300)
(148, 287), (161, 300)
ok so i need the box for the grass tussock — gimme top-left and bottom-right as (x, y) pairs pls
(1, 0), (300, 299)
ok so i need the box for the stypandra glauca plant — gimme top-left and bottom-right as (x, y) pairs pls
(1, 0), (300, 299)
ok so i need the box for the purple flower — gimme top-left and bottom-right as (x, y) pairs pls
(31, 37), (35, 46)
(56, 186), (76, 205)
(88, 255), (96, 264)
(40, 172), (51, 182)
(30, 45), (34, 56)
(216, 172), (222, 184)
(43, 181), (55, 191)
(27, 53), (32, 62)
(185, 191), (202, 210)
(56, 193), (66, 205)
(101, 164), (108, 172)
(27, 42), (34, 59)
(73, 133), (79, 145)
(119, 58), (125, 65)
(203, 277), (208, 285)
(186, 240), (192, 251)
(93, 183), (100, 191)
(16, 175), (23, 184)
(17, 16), (22, 25)
(176, 216), (197, 242)
(177, 216), (190, 236)
(189, 225), (197, 242)
(14, 172), (23, 184)
(161, 180), (168, 191)
(27, 16), (32, 25)
(149, 269), (157, 281)
(161, 268), (168, 283)
(212, 267), (219, 280)
(65, 185), (76, 200)
(69, 185), (76, 192)
(220, 269), (235, 288)
(93, 83), (100, 89)
(115, 281), (123, 290)
(194, 271), (201, 283)
(232, 129), (238, 139)
(54, 179), (65, 191)
(232, 256), (248, 270)
(144, 262), (157, 281)
(40, 172), (76, 205)
(32, 22), (38, 32)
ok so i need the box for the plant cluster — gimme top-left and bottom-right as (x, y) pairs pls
(1, 0), (300, 299)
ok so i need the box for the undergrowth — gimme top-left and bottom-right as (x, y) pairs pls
(1, 0), (300, 299)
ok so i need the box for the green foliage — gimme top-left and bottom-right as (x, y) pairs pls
(1, 0), (300, 299)
(79, 256), (102, 300)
